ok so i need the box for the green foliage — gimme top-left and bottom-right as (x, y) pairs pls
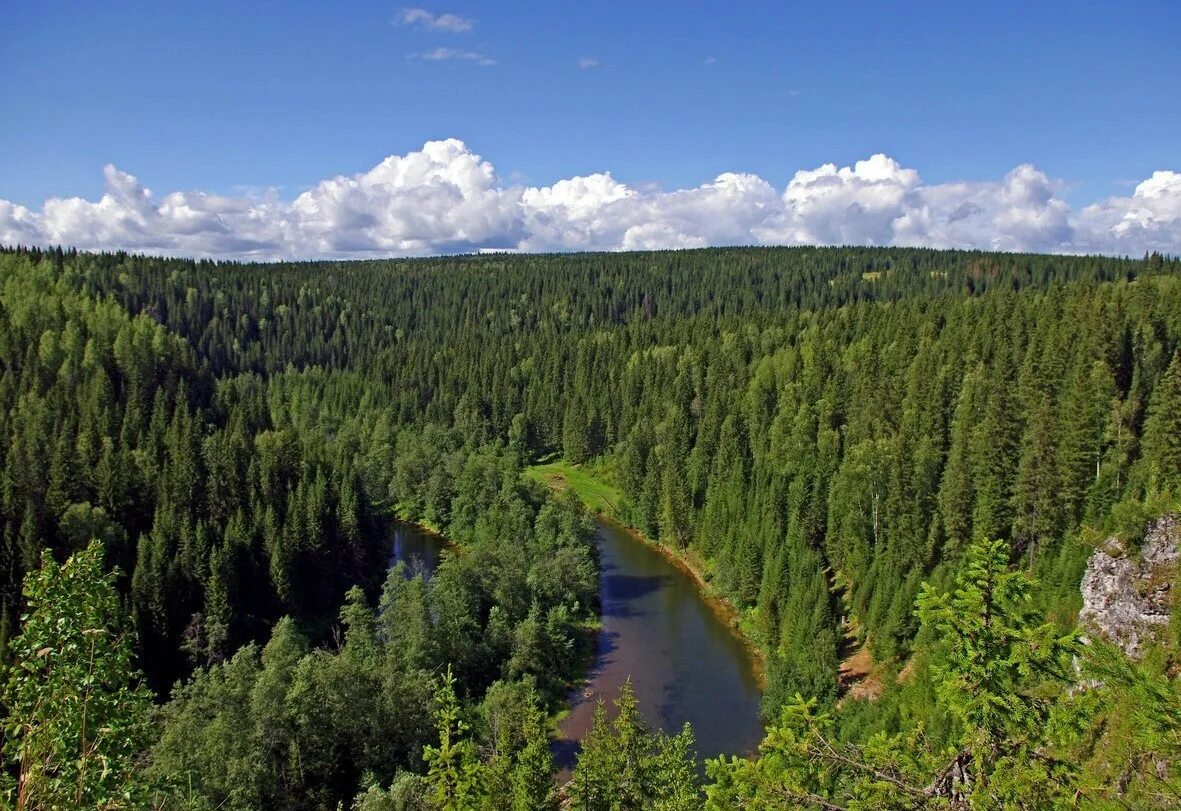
(1, 244), (1180, 807)
(415, 672), (558, 811)
(706, 697), (937, 810)
(424, 669), (485, 811)
(351, 773), (429, 810)
(708, 538), (1091, 809)
(1069, 641), (1181, 808)
(1141, 350), (1181, 492)
(568, 681), (700, 811)
(0, 541), (154, 810)
(148, 457), (596, 809)
(915, 539), (1082, 806)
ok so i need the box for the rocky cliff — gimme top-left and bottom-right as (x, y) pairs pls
(1079, 514), (1179, 659)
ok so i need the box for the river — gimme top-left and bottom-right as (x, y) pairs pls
(388, 521), (444, 579)
(388, 516), (764, 766)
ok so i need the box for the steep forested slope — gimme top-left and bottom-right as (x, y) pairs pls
(43, 245), (1181, 708)
(1, 244), (1179, 809)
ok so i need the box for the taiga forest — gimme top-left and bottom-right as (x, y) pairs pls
(1, 244), (1180, 809)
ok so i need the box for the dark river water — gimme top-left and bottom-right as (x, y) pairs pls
(388, 517), (764, 766)
(552, 518), (763, 767)
(388, 521), (444, 579)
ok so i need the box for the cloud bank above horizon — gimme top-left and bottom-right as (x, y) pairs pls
(1, 139), (1178, 260)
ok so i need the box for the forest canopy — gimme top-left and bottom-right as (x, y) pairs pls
(0, 244), (1179, 809)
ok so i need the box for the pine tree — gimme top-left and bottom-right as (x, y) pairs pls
(569, 681), (700, 810)
(659, 402), (693, 547)
(708, 538), (1084, 810)
(506, 732), (555, 810)
(562, 398), (593, 465)
(970, 360), (1020, 544)
(423, 668), (485, 810)
(940, 364), (982, 552)
(1056, 359), (1114, 524)
(204, 543), (232, 664)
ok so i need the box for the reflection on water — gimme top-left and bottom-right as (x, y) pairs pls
(387, 517), (764, 772)
(388, 521), (443, 580)
(555, 518), (763, 770)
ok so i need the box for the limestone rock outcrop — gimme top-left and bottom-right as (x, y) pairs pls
(1079, 514), (1179, 660)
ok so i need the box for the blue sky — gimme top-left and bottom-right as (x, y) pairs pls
(1, 1), (1178, 258)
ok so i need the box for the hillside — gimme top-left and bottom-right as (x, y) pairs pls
(1, 244), (1179, 809)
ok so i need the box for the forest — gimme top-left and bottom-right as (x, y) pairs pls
(1, 243), (1180, 809)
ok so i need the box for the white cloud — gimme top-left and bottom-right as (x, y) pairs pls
(1, 141), (1177, 259)
(756, 154), (921, 246)
(286, 138), (519, 255)
(397, 8), (474, 32)
(578, 57), (601, 69)
(519, 173), (633, 251)
(518, 171), (779, 252)
(891, 165), (1074, 253)
(0, 200), (41, 248)
(411, 47), (495, 65)
(1074, 171), (1181, 255)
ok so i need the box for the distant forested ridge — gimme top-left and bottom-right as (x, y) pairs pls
(1, 243), (1179, 809)
(57, 245), (1181, 703)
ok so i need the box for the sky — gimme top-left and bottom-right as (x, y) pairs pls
(1, 0), (1178, 259)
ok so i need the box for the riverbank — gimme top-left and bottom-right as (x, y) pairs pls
(386, 514), (606, 741)
(524, 460), (767, 690)
(546, 617), (602, 734)
(389, 509), (463, 554)
(390, 508), (444, 537)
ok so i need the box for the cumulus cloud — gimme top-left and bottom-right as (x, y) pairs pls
(287, 138), (519, 255)
(756, 154), (921, 246)
(578, 57), (601, 69)
(1, 140), (1177, 259)
(397, 8), (474, 32)
(891, 165), (1074, 253)
(1073, 171), (1181, 255)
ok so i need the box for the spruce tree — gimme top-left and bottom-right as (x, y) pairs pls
(1141, 350), (1181, 491)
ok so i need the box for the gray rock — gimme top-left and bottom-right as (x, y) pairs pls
(1078, 514), (1179, 660)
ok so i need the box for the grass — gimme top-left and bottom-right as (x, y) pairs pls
(390, 504), (444, 536)
(523, 459), (624, 518)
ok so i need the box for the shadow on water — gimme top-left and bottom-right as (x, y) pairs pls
(658, 675), (687, 726)
(388, 521), (442, 580)
(553, 518), (764, 778)
(550, 737), (584, 773)
(600, 570), (668, 618)
(568, 630), (620, 700)
(387, 517), (763, 779)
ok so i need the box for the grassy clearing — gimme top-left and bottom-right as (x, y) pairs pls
(523, 459), (624, 518)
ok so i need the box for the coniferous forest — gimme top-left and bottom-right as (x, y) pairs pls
(2, 243), (1181, 809)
